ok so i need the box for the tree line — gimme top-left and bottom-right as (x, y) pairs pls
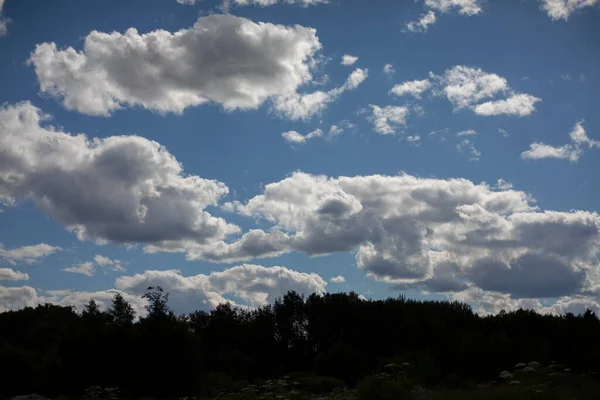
(1, 287), (599, 398)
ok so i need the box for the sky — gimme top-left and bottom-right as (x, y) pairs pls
(0, 0), (599, 317)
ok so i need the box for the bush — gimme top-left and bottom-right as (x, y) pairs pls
(314, 342), (365, 386)
(441, 374), (473, 390)
(295, 375), (346, 393)
(357, 376), (409, 400)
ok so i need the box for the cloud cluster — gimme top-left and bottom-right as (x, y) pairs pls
(0, 243), (61, 265)
(272, 68), (368, 120)
(0, 102), (240, 257)
(29, 15), (322, 116)
(390, 66), (540, 117)
(456, 138), (481, 161)
(368, 105), (410, 135)
(539, 0), (598, 20)
(1, 264), (327, 314)
(206, 172), (600, 308)
(521, 121), (599, 162)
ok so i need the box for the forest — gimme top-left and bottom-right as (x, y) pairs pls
(1, 288), (600, 400)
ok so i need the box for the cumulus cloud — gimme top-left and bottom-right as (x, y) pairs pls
(539, 0), (598, 20)
(0, 243), (61, 266)
(424, 0), (483, 15)
(176, 0), (197, 4)
(0, 268), (29, 281)
(1, 264), (327, 314)
(438, 66), (508, 109)
(390, 79), (432, 98)
(211, 171), (600, 305)
(115, 265), (327, 313)
(474, 93), (541, 117)
(282, 128), (323, 144)
(271, 68), (368, 120)
(341, 54), (358, 66)
(456, 139), (481, 161)
(330, 275), (345, 283)
(0, 285), (39, 313)
(521, 121), (598, 162)
(383, 64), (395, 75)
(368, 105), (409, 135)
(456, 129), (477, 136)
(29, 15), (322, 116)
(406, 11), (437, 32)
(0, 102), (240, 258)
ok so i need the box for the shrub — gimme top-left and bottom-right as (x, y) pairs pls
(357, 376), (409, 400)
(295, 375), (346, 393)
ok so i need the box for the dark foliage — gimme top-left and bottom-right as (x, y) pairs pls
(0, 289), (599, 398)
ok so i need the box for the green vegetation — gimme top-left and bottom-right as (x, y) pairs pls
(1, 288), (599, 399)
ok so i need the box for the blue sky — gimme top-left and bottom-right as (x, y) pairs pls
(1, 0), (599, 315)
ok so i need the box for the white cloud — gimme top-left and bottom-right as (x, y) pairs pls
(406, 11), (437, 32)
(63, 262), (95, 277)
(498, 128), (510, 137)
(368, 105), (410, 135)
(406, 135), (422, 146)
(457, 139), (481, 161)
(29, 15), (322, 116)
(539, 0), (598, 20)
(328, 125), (344, 138)
(115, 264), (327, 313)
(521, 121), (598, 162)
(330, 275), (345, 283)
(390, 79), (432, 98)
(272, 68), (368, 120)
(0, 243), (61, 266)
(216, 172), (600, 302)
(439, 66), (508, 109)
(496, 179), (513, 190)
(383, 64), (395, 75)
(0, 268), (29, 281)
(282, 128), (323, 144)
(456, 129), (477, 136)
(94, 254), (126, 272)
(474, 93), (541, 117)
(0, 102), (240, 258)
(176, 0), (197, 4)
(63, 255), (127, 277)
(424, 0), (483, 15)
(1, 264), (327, 314)
(341, 54), (358, 66)
(0, 285), (39, 313)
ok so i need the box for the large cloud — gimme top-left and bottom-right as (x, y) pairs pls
(0, 265), (327, 314)
(200, 172), (600, 303)
(0, 102), (239, 256)
(29, 15), (322, 116)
